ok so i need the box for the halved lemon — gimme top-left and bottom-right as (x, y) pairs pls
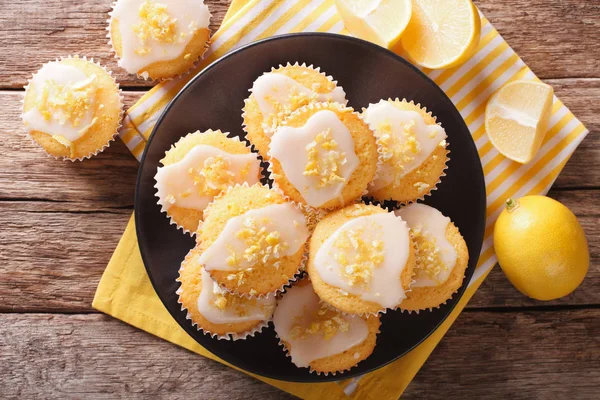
(485, 80), (554, 164)
(335, 0), (413, 48)
(400, 0), (481, 69)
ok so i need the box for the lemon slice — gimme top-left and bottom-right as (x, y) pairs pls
(335, 0), (412, 48)
(400, 0), (480, 69)
(485, 80), (554, 164)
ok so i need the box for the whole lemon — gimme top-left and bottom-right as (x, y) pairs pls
(494, 195), (589, 301)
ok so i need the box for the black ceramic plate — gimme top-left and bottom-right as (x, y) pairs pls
(135, 33), (486, 383)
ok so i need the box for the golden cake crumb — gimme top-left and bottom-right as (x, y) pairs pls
(303, 128), (347, 188)
(132, 1), (178, 56)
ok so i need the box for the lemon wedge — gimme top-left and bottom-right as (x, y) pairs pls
(335, 0), (412, 48)
(400, 0), (480, 69)
(485, 80), (554, 164)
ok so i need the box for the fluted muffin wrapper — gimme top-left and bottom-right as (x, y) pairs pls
(199, 182), (312, 299)
(175, 260), (272, 341)
(362, 98), (450, 209)
(154, 130), (265, 237)
(22, 55), (124, 162)
(267, 101), (376, 211)
(399, 278), (465, 314)
(107, 2), (212, 81)
(242, 62), (348, 148)
(272, 298), (382, 375)
(314, 211), (417, 318)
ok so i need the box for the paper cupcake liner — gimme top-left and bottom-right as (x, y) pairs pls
(107, 2), (212, 81)
(175, 254), (272, 340)
(273, 307), (381, 375)
(242, 62), (348, 144)
(399, 218), (467, 313)
(198, 182), (310, 299)
(154, 130), (264, 236)
(267, 101), (373, 211)
(362, 98), (450, 209)
(311, 208), (416, 318)
(21, 55), (124, 162)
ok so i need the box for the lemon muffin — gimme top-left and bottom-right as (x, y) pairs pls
(177, 246), (276, 339)
(361, 99), (448, 203)
(307, 203), (415, 315)
(243, 63), (347, 158)
(22, 56), (123, 160)
(154, 130), (261, 234)
(273, 279), (380, 374)
(269, 102), (378, 209)
(197, 184), (310, 297)
(395, 203), (469, 311)
(109, 0), (211, 80)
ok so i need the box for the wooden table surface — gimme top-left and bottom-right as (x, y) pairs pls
(1, 0), (598, 398)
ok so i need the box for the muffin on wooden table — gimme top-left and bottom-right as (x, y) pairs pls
(22, 56), (123, 160)
(109, 0), (211, 80)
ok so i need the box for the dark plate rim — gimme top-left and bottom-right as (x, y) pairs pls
(134, 31), (487, 383)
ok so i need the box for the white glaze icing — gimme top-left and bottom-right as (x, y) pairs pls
(155, 145), (260, 211)
(23, 62), (97, 142)
(199, 203), (309, 271)
(196, 267), (275, 324)
(272, 283), (368, 368)
(362, 101), (447, 191)
(269, 110), (359, 208)
(251, 72), (347, 135)
(111, 0), (210, 74)
(314, 212), (410, 308)
(395, 203), (457, 287)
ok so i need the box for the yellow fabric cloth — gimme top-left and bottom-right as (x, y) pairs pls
(94, 0), (589, 398)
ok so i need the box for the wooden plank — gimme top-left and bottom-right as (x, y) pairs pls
(0, 189), (596, 313)
(0, 310), (597, 398)
(0, 313), (295, 400)
(0, 0), (230, 88)
(1, 0), (599, 89)
(476, 0), (600, 80)
(404, 308), (600, 399)
(0, 203), (132, 313)
(0, 91), (141, 209)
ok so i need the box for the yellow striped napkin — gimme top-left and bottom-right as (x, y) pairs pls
(93, 0), (589, 398)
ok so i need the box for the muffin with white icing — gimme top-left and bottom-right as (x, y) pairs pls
(273, 279), (380, 374)
(197, 184), (311, 297)
(307, 203), (415, 315)
(154, 129), (261, 234)
(22, 56), (123, 160)
(395, 203), (469, 311)
(269, 102), (378, 210)
(109, 0), (211, 80)
(177, 246), (276, 339)
(361, 99), (449, 204)
(243, 63), (347, 158)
